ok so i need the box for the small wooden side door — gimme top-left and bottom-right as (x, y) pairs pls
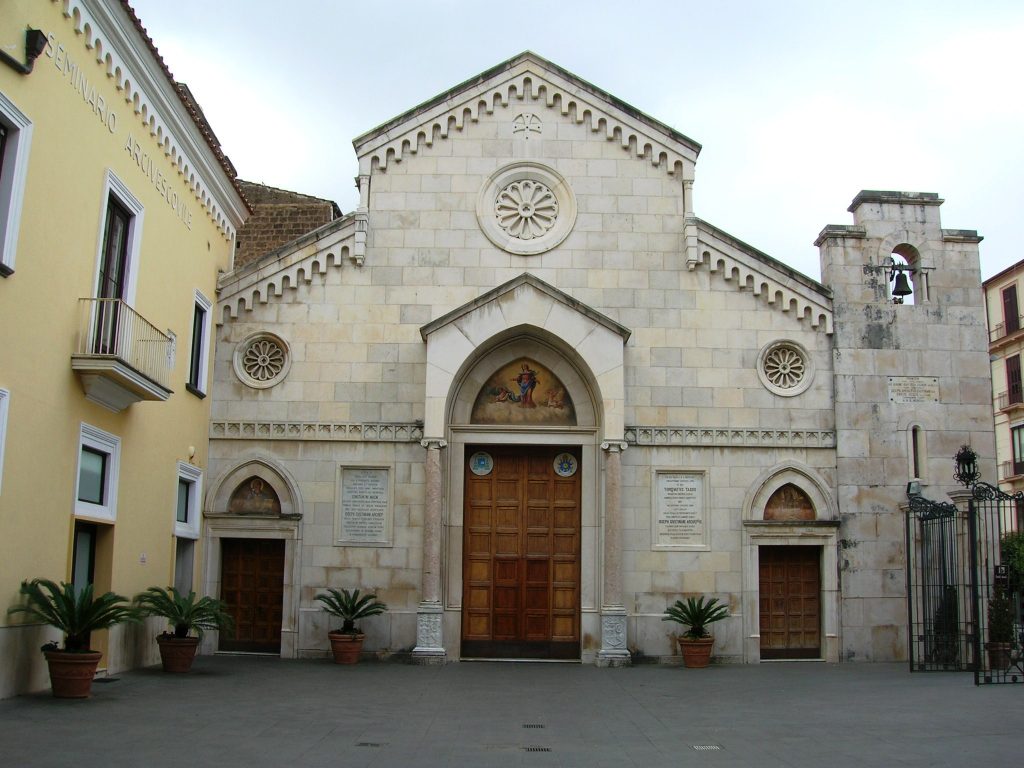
(759, 546), (821, 660)
(219, 538), (284, 653)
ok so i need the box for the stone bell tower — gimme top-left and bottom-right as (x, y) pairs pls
(817, 191), (993, 661)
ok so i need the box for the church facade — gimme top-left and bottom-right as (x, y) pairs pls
(207, 53), (992, 665)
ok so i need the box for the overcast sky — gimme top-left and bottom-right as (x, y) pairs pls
(128, 0), (1023, 282)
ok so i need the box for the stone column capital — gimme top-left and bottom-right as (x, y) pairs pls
(600, 440), (628, 454)
(420, 438), (448, 451)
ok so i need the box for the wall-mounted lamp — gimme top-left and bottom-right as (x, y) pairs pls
(953, 444), (980, 488)
(1, 28), (48, 76)
(906, 480), (921, 497)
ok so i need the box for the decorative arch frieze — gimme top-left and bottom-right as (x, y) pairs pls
(216, 224), (356, 323)
(356, 64), (696, 180)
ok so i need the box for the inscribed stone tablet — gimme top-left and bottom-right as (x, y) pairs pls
(339, 467), (389, 544)
(654, 471), (706, 549)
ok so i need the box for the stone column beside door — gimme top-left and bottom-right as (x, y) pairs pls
(413, 438), (446, 663)
(598, 440), (630, 666)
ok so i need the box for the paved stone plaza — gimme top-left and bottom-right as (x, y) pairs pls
(0, 657), (1020, 767)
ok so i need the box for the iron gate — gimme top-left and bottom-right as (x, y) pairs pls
(906, 483), (1024, 684)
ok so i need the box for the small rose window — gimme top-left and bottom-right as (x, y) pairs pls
(757, 340), (813, 397)
(233, 332), (291, 389)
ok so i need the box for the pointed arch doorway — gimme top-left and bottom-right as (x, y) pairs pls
(446, 339), (600, 661)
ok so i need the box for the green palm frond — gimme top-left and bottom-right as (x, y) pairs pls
(134, 586), (234, 638)
(7, 578), (139, 651)
(662, 596), (730, 639)
(315, 588), (387, 634)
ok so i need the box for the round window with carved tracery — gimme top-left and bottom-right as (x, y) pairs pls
(495, 180), (559, 240)
(757, 340), (813, 397)
(476, 162), (576, 256)
(233, 332), (291, 389)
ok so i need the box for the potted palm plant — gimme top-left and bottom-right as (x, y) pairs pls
(6, 578), (138, 698)
(134, 586), (235, 673)
(314, 587), (387, 664)
(986, 586), (1014, 671)
(662, 595), (730, 668)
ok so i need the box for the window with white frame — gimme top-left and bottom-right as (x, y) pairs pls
(75, 424), (120, 522)
(0, 388), (9, 494)
(94, 171), (144, 304)
(186, 290), (212, 396)
(0, 92), (33, 276)
(175, 461), (202, 539)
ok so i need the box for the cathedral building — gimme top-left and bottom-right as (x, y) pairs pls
(205, 52), (992, 665)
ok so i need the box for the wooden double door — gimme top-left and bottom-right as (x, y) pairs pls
(461, 446), (581, 659)
(219, 538), (284, 653)
(759, 546), (821, 659)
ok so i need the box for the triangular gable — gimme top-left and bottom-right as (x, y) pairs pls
(420, 272), (631, 343)
(419, 272), (630, 439)
(353, 52), (700, 179)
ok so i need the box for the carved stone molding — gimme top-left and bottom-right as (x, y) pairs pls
(210, 421), (424, 442)
(624, 427), (835, 448)
(412, 602), (445, 663)
(420, 438), (448, 450)
(597, 612), (631, 667)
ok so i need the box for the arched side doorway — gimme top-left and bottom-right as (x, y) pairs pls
(203, 458), (303, 657)
(741, 461), (840, 663)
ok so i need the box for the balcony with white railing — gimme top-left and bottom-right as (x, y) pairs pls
(70, 299), (173, 411)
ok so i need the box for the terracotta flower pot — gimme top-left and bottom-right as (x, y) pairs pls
(678, 636), (715, 668)
(328, 631), (365, 664)
(986, 641), (1012, 671)
(44, 650), (102, 698)
(156, 635), (200, 673)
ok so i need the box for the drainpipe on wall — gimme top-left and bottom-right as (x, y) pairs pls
(0, 28), (48, 76)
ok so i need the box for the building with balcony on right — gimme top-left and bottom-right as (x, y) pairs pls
(985, 260), (1024, 517)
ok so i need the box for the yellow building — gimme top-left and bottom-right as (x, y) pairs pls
(0, 0), (247, 697)
(985, 260), (1024, 512)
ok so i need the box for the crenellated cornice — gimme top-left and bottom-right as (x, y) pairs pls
(688, 218), (834, 334)
(354, 53), (699, 180)
(216, 216), (356, 322)
(51, 0), (248, 238)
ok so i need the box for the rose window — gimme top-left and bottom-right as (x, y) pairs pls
(494, 180), (558, 240)
(757, 341), (813, 397)
(243, 339), (285, 381)
(233, 332), (291, 389)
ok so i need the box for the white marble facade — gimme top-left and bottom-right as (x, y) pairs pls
(206, 53), (992, 664)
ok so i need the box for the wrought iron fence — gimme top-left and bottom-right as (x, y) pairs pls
(76, 298), (172, 389)
(906, 484), (1024, 684)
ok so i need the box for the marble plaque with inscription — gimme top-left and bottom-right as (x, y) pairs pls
(654, 472), (706, 549)
(338, 467), (390, 545)
(887, 376), (939, 404)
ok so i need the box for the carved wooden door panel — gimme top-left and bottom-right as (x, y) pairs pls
(219, 538), (284, 653)
(759, 546), (821, 659)
(462, 446), (581, 659)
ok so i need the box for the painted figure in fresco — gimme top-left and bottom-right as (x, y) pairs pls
(545, 387), (566, 409)
(513, 363), (538, 407)
(490, 386), (520, 403)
